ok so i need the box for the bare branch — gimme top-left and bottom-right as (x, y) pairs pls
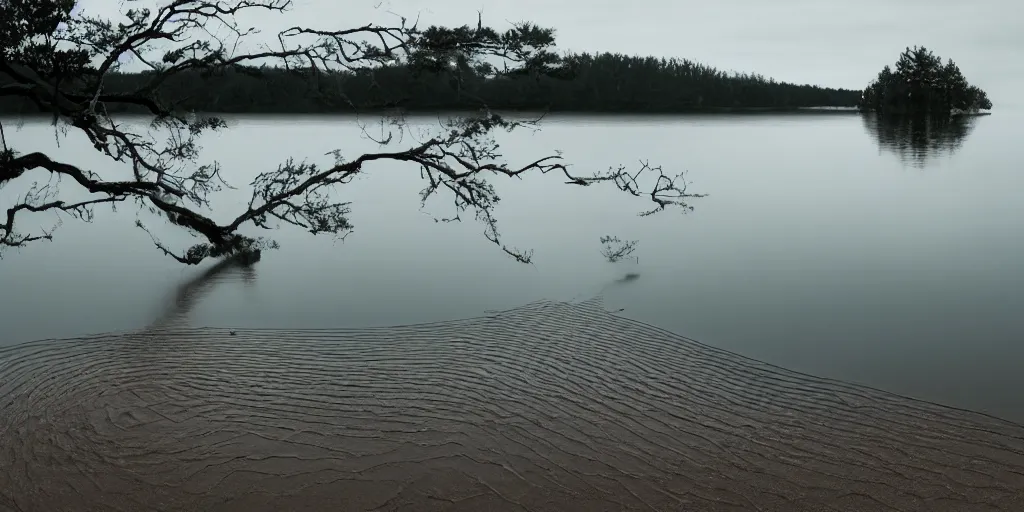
(0, 119), (8, 153)
(1, 184), (129, 250)
(0, 1), (703, 265)
(600, 236), (639, 263)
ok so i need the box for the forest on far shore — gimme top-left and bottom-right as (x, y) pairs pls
(0, 52), (861, 115)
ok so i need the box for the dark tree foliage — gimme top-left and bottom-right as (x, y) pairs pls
(0, 52), (862, 116)
(858, 46), (992, 115)
(0, 0), (707, 265)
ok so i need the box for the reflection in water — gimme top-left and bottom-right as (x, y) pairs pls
(148, 254), (258, 330)
(616, 272), (641, 283)
(1, 299), (1023, 511)
(862, 113), (980, 166)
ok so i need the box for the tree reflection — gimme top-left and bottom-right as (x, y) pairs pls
(862, 114), (981, 167)
(148, 255), (258, 330)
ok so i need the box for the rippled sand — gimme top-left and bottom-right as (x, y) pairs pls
(2, 299), (1023, 511)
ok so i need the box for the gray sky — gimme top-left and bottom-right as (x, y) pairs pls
(77, 0), (1022, 106)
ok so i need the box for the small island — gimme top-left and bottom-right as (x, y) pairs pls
(858, 46), (992, 116)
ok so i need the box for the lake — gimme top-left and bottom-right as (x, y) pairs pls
(2, 109), (1023, 425)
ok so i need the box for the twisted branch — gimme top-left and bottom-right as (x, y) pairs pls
(0, 0), (704, 264)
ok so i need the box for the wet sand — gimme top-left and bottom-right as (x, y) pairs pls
(2, 298), (1023, 511)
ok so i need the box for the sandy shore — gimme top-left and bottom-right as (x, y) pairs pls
(2, 299), (1023, 511)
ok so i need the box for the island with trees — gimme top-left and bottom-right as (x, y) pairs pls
(858, 46), (992, 115)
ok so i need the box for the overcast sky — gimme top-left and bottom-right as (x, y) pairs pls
(77, 0), (1022, 107)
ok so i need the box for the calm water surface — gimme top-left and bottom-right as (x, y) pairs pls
(2, 111), (1022, 421)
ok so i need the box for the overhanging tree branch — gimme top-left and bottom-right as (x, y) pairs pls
(0, 0), (704, 265)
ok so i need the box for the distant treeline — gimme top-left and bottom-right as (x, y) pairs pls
(0, 52), (860, 115)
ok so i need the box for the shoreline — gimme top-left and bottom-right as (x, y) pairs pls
(0, 106), (864, 119)
(4, 107), (1001, 120)
(2, 298), (1022, 511)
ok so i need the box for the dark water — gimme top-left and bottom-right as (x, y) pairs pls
(2, 111), (1023, 423)
(862, 113), (984, 167)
